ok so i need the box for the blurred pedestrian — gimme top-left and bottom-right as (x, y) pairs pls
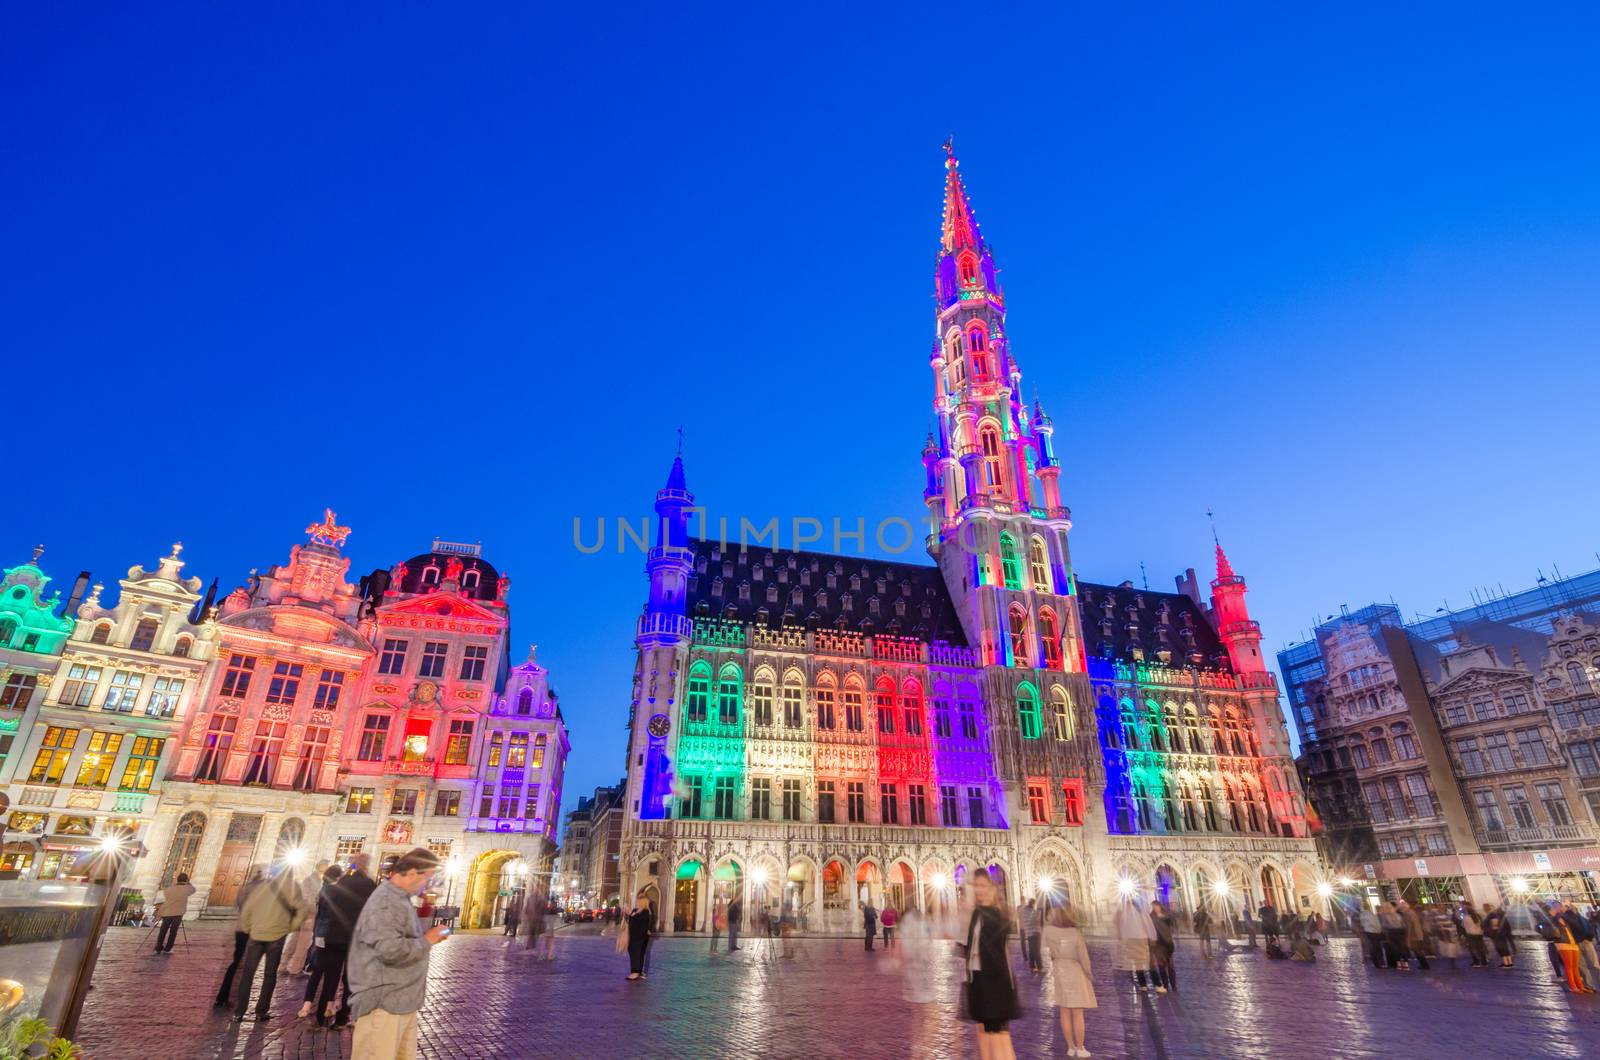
(1043, 905), (1096, 1059)
(1149, 901), (1176, 993)
(282, 860), (329, 976)
(1114, 896), (1155, 991)
(728, 893), (743, 952)
(1558, 902), (1600, 991)
(153, 873), (195, 954)
(1240, 906), (1257, 948)
(1019, 900), (1042, 973)
(862, 901), (878, 952)
(1455, 904), (1488, 968)
(1193, 906), (1214, 960)
(298, 865), (345, 1019)
(625, 892), (653, 980)
(325, 854), (378, 1028)
(1359, 905), (1386, 968)
(215, 866), (266, 1007)
(710, 897), (727, 954)
(960, 867), (1018, 1060)
(1481, 903), (1514, 968)
(898, 909), (937, 1003)
(347, 848), (451, 1059)
(503, 901), (521, 938)
(1398, 900), (1431, 970)
(880, 904), (898, 949)
(542, 901), (561, 961)
(1377, 902), (1407, 970)
(232, 865), (311, 1021)
(1258, 901), (1280, 945)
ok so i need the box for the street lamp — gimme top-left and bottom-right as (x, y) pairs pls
(1315, 882), (1334, 898)
(1117, 877), (1138, 898)
(1510, 877), (1529, 895)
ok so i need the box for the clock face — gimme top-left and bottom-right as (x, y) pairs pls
(647, 713), (670, 738)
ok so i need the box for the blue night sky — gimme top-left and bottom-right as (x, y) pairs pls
(7, 5), (1600, 816)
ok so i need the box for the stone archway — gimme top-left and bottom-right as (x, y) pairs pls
(673, 858), (706, 933)
(885, 861), (916, 914)
(462, 849), (521, 929)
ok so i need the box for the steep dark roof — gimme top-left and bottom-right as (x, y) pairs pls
(685, 540), (968, 645)
(1076, 580), (1233, 673)
(395, 551), (501, 602)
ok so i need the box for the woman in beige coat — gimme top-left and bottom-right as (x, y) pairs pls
(1043, 906), (1097, 1058)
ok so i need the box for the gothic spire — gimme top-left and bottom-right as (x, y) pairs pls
(941, 139), (982, 254)
(1215, 542), (1237, 582)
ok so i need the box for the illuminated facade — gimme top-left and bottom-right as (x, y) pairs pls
(143, 520), (568, 926)
(5, 545), (216, 882)
(619, 148), (1319, 934)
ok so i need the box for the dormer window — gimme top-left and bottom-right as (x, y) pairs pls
(130, 618), (159, 653)
(462, 569), (481, 591)
(173, 635), (193, 658)
(91, 623), (112, 645)
(422, 565), (441, 587)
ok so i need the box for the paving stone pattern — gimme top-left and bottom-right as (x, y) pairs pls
(75, 922), (1600, 1059)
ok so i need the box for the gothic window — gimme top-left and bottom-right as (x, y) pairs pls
(1008, 604), (1030, 667)
(717, 665), (742, 725)
(999, 534), (1022, 590)
(752, 672), (775, 727)
(902, 679), (923, 737)
(1017, 683), (1042, 739)
(686, 664), (711, 723)
(782, 673), (803, 728)
(971, 336), (993, 383)
(1039, 609), (1062, 669)
(815, 675), (836, 730)
(875, 678), (895, 735)
(1029, 536), (1051, 592)
(843, 678), (864, 732)
(1051, 687), (1073, 740)
(980, 427), (1004, 491)
(958, 252), (978, 286)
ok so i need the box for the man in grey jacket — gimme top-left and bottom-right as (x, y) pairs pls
(347, 847), (449, 1059)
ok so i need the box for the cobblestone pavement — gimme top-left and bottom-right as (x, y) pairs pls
(76, 921), (1600, 1059)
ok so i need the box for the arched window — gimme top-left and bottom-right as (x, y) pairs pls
(958, 252), (977, 286)
(1369, 726), (1392, 764)
(717, 665), (742, 725)
(968, 326), (986, 352)
(462, 569), (481, 591)
(1121, 699), (1140, 749)
(1028, 537), (1051, 592)
(1147, 701), (1166, 752)
(532, 733), (548, 769)
(1050, 687), (1073, 740)
(970, 328), (993, 382)
(91, 623), (112, 645)
(815, 674), (836, 730)
(517, 688), (534, 716)
(874, 677), (895, 735)
(1017, 683), (1042, 739)
(980, 426), (1004, 492)
(1039, 609), (1062, 669)
(172, 635), (193, 659)
(686, 664), (711, 723)
(130, 617), (159, 652)
(1183, 706), (1202, 753)
(422, 565), (441, 586)
(999, 534), (1022, 590)
(842, 676), (865, 732)
(900, 679), (924, 737)
(160, 811), (206, 887)
(1008, 604), (1030, 666)
(1569, 661), (1591, 693)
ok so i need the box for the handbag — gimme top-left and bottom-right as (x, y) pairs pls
(615, 920), (630, 953)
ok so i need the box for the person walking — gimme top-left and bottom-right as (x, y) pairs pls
(709, 897), (727, 954)
(282, 860), (328, 977)
(1240, 905), (1257, 949)
(625, 893), (654, 980)
(1358, 905), (1386, 968)
(1455, 904), (1488, 968)
(1149, 901), (1177, 994)
(503, 901), (521, 938)
(727, 893), (743, 952)
(1481, 903), (1514, 968)
(215, 866), (266, 1007)
(1377, 901), (1407, 970)
(1019, 900), (1042, 973)
(298, 866), (346, 1019)
(862, 901), (879, 952)
(961, 867), (1018, 1060)
(880, 904), (898, 949)
(326, 855), (379, 1027)
(153, 873), (196, 954)
(1114, 896), (1156, 991)
(1043, 906), (1096, 1059)
(346, 848), (451, 1058)
(1258, 901), (1280, 945)
(232, 865), (311, 1021)
(542, 901), (561, 961)
(1397, 900), (1431, 970)
(1193, 907), (1214, 960)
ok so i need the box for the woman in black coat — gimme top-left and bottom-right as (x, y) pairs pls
(961, 868), (1019, 1059)
(625, 894), (654, 980)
